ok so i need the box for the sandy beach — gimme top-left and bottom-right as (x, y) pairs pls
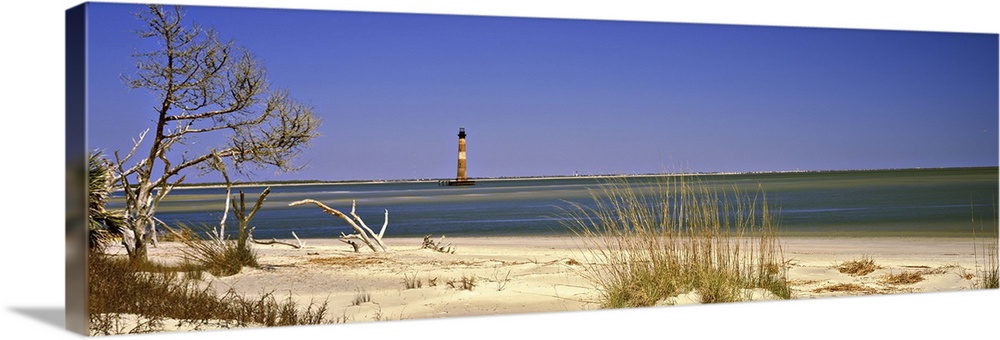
(95, 235), (995, 334)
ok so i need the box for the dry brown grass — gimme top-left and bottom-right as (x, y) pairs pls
(788, 279), (821, 285)
(88, 254), (329, 335)
(837, 257), (879, 276)
(812, 283), (877, 294)
(882, 271), (925, 285)
(307, 256), (389, 267)
(351, 288), (371, 305)
(916, 265), (959, 275)
(402, 272), (423, 289)
(446, 275), (478, 290)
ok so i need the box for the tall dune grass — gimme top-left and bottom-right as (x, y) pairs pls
(563, 175), (789, 308)
(171, 222), (259, 277)
(971, 204), (998, 289)
(972, 232), (998, 290)
(978, 243), (999, 289)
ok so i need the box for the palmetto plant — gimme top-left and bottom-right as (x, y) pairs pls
(88, 152), (127, 252)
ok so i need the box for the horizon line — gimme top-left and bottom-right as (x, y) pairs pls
(160, 165), (998, 187)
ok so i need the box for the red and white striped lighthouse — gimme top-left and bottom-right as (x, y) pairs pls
(448, 127), (475, 186)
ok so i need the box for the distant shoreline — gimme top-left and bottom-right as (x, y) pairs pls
(145, 165), (997, 190)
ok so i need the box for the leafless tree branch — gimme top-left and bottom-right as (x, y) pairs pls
(111, 4), (320, 261)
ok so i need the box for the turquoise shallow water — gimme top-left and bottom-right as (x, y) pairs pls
(115, 167), (998, 239)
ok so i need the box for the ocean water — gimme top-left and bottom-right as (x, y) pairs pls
(114, 167), (998, 239)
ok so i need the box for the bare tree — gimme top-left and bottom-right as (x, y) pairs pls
(113, 5), (320, 261)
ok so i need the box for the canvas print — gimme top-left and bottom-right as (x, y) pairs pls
(67, 2), (999, 336)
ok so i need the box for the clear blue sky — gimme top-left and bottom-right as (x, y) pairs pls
(84, 2), (998, 183)
(3, 2), (999, 337)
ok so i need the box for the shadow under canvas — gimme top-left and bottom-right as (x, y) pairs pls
(10, 307), (67, 331)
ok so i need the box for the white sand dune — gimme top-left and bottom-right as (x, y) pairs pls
(97, 235), (995, 334)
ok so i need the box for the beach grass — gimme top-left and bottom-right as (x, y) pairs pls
(882, 271), (924, 285)
(87, 253), (328, 335)
(837, 257), (879, 276)
(975, 239), (998, 289)
(171, 223), (259, 277)
(971, 205), (998, 289)
(352, 288), (372, 305)
(447, 275), (478, 290)
(564, 175), (789, 308)
(402, 272), (423, 289)
(812, 283), (876, 294)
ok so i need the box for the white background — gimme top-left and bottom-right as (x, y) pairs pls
(1, 1), (997, 339)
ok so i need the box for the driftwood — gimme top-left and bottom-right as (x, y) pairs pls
(422, 235), (455, 254)
(340, 239), (361, 252)
(289, 199), (389, 252)
(213, 181), (305, 249)
(230, 187), (305, 249)
(248, 228), (305, 249)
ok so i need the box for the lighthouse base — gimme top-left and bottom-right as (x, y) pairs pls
(440, 180), (476, 186)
